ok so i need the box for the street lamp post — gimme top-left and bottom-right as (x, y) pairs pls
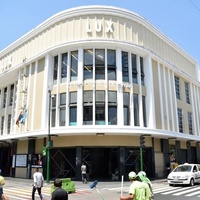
(46, 89), (52, 183)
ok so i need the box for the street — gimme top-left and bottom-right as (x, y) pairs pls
(2, 177), (200, 200)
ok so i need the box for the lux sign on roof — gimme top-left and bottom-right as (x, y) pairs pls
(86, 19), (114, 33)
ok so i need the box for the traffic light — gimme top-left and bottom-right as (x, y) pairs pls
(140, 135), (145, 148)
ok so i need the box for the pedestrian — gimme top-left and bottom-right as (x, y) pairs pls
(0, 169), (5, 200)
(120, 171), (147, 200)
(81, 162), (87, 183)
(0, 169), (9, 200)
(32, 168), (44, 200)
(137, 171), (153, 200)
(51, 178), (68, 200)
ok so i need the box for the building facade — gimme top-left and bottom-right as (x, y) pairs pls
(0, 5), (200, 180)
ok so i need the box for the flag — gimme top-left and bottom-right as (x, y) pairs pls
(16, 109), (28, 126)
(16, 111), (23, 127)
(19, 109), (28, 124)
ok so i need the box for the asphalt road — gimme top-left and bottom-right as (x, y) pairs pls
(3, 177), (200, 200)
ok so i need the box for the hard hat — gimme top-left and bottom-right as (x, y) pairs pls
(138, 171), (146, 177)
(128, 171), (137, 179)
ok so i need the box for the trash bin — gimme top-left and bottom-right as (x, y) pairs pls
(51, 178), (76, 194)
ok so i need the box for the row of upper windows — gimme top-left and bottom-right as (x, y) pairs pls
(175, 76), (190, 104)
(50, 91), (147, 127)
(53, 49), (145, 85)
(0, 84), (15, 109)
(177, 108), (193, 135)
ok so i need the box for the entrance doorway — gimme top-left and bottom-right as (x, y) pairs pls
(82, 148), (118, 180)
(125, 148), (153, 179)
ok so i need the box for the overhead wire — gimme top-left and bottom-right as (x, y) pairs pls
(189, 0), (200, 13)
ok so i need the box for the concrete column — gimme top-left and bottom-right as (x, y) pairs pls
(76, 147), (82, 181)
(119, 147), (125, 180)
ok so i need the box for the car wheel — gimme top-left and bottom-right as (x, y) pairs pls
(190, 178), (194, 186)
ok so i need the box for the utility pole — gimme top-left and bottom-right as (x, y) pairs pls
(140, 135), (145, 171)
(46, 89), (52, 183)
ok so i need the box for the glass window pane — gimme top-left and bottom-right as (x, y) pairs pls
(142, 96), (147, 127)
(61, 53), (68, 83)
(60, 93), (66, 105)
(84, 91), (93, 103)
(70, 51), (78, 81)
(83, 106), (93, 125)
(84, 49), (93, 80)
(132, 54), (137, 84)
(107, 50), (116, 66)
(95, 49), (105, 65)
(70, 107), (77, 125)
(96, 91), (105, 102)
(70, 92), (77, 104)
(133, 94), (139, 126)
(123, 92), (129, 106)
(108, 68), (116, 80)
(122, 51), (129, 82)
(53, 56), (58, 84)
(124, 107), (129, 125)
(108, 91), (117, 103)
(95, 67), (105, 80)
(60, 107), (66, 126)
(95, 103), (105, 124)
(52, 95), (57, 107)
(108, 106), (117, 125)
(51, 109), (56, 127)
(84, 49), (93, 65)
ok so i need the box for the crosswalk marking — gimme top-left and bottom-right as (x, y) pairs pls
(101, 182), (200, 198)
(185, 190), (200, 196)
(161, 186), (190, 194)
(173, 186), (200, 196)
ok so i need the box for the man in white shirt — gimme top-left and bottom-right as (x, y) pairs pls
(81, 163), (87, 183)
(32, 168), (44, 200)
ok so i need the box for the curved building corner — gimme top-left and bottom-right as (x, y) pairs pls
(0, 5), (199, 181)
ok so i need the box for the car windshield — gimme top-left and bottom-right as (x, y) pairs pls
(174, 165), (192, 172)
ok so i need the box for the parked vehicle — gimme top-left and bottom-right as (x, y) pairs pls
(167, 163), (200, 186)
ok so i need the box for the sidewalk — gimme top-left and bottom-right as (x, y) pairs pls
(4, 176), (167, 187)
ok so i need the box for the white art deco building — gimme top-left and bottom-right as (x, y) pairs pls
(0, 5), (200, 180)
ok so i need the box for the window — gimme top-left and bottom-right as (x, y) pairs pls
(59, 93), (66, 126)
(107, 50), (116, 80)
(95, 49), (105, 80)
(108, 91), (117, 125)
(132, 54), (137, 84)
(1, 116), (4, 135)
(84, 49), (93, 80)
(3, 87), (7, 108)
(7, 114), (11, 134)
(83, 91), (93, 125)
(177, 108), (183, 133)
(142, 96), (147, 127)
(185, 82), (190, 104)
(140, 57), (145, 86)
(133, 94), (139, 126)
(175, 76), (180, 100)
(10, 84), (14, 106)
(188, 112), (193, 135)
(61, 53), (68, 83)
(51, 95), (57, 127)
(53, 56), (58, 84)
(70, 51), (78, 81)
(123, 92), (130, 125)
(69, 92), (77, 126)
(95, 91), (105, 124)
(122, 51), (129, 82)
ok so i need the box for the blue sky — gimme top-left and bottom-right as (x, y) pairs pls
(1, 0), (200, 64)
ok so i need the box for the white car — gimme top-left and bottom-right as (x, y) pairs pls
(167, 163), (200, 186)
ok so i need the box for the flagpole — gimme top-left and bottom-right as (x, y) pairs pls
(46, 89), (52, 183)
